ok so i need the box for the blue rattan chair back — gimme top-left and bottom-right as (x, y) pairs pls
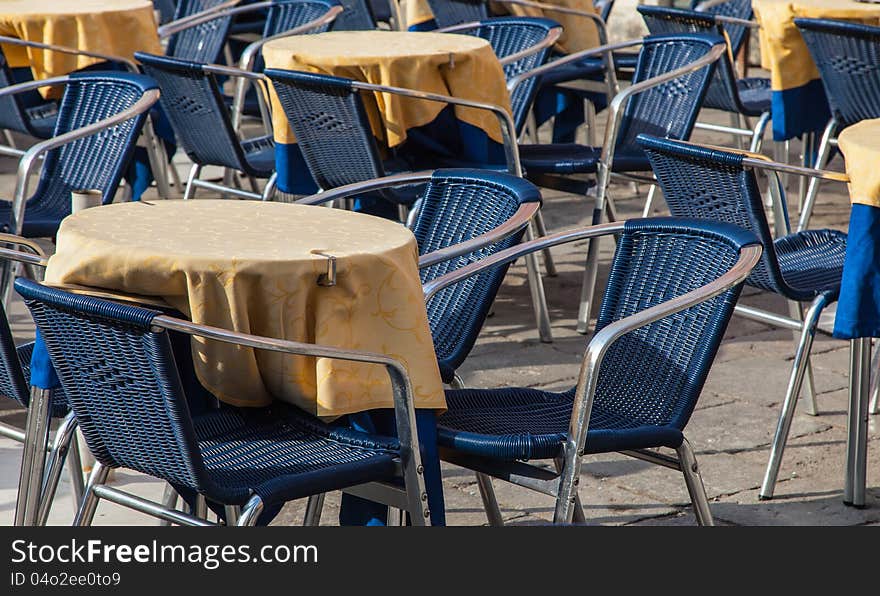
(448, 17), (559, 133)
(0, 299), (32, 409)
(331, 0), (377, 30)
(692, 0), (752, 56)
(25, 73), (155, 227)
(795, 18), (880, 128)
(414, 169), (541, 380)
(638, 7), (741, 114)
(153, 0), (178, 24)
(614, 34), (722, 157)
(137, 52), (253, 172)
(0, 46), (35, 136)
(637, 134), (797, 297)
(426, 0), (488, 28)
(15, 278), (220, 496)
(592, 218), (752, 432)
(166, 0), (234, 63)
(266, 69), (385, 190)
(264, 0), (339, 36)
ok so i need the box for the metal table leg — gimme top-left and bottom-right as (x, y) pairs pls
(844, 338), (870, 507)
(13, 387), (53, 526)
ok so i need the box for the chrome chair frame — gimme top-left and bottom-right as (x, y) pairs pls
(0, 240), (84, 527)
(422, 220), (762, 524)
(507, 38), (727, 334)
(0, 37), (174, 199)
(68, 304), (429, 527)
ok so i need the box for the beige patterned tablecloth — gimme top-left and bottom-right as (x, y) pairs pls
(45, 200), (446, 418)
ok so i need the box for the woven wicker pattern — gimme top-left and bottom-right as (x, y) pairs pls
(450, 17), (557, 133)
(427, 0), (489, 28)
(9, 74), (152, 237)
(17, 278), (402, 506)
(615, 35), (721, 153)
(640, 135), (845, 301)
(692, 0), (752, 56)
(268, 70), (386, 191)
(438, 220), (748, 460)
(166, 0), (233, 63)
(138, 53), (273, 176)
(331, 0), (377, 30)
(796, 19), (880, 128)
(639, 6), (761, 115)
(415, 170), (540, 381)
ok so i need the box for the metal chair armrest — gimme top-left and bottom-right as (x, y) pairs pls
(418, 201), (539, 269)
(157, 0), (242, 38)
(494, 0), (611, 46)
(10, 89), (160, 235)
(0, 36), (139, 72)
(434, 20), (562, 66)
(295, 171), (435, 205)
(0, 242), (48, 267)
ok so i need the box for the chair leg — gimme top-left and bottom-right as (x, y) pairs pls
(142, 121), (172, 199)
(224, 505), (241, 526)
(533, 210), (557, 277)
(524, 221), (554, 343)
(749, 111), (771, 154)
(554, 457), (585, 523)
(760, 294), (828, 500)
(870, 342), (880, 414)
(183, 164), (202, 201)
(475, 472), (504, 526)
(158, 484), (178, 527)
(677, 437), (714, 526)
(303, 494), (325, 526)
(36, 412), (79, 525)
(237, 494), (265, 527)
(449, 373), (465, 390)
(261, 172), (278, 201)
(788, 300), (819, 416)
(66, 436), (85, 507)
(387, 507), (406, 526)
(552, 442), (583, 524)
(577, 166), (611, 334)
(797, 119), (837, 233)
(194, 494), (207, 519)
(642, 184), (659, 217)
(14, 387), (53, 526)
(74, 462), (110, 526)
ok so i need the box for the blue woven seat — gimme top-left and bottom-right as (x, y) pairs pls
(433, 218), (761, 524)
(519, 144), (650, 175)
(15, 277), (431, 526)
(737, 77), (771, 114)
(638, 134), (846, 500)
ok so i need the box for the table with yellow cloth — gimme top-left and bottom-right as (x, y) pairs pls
(261, 30), (512, 195)
(752, 0), (880, 141)
(44, 200), (446, 418)
(0, 0), (161, 96)
(833, 119), (880, 338)
(404, 0), (600, 54)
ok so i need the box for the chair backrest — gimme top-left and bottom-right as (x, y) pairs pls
(692, 0), (752, 56)
(415, 169), (541, 373)
(137, 52), (251, 172)
(266, 69), (386, 191)
(331, 0), (377, 30)
(637, 134), (795, 297)
(638, 6), (742, 114)
(0, 46), (36, 137)
(593, 218), (753, 432)
(614, 33), (722, 157)
(166, 0), (234, 63)
(27, 73), (156, 220)
(153, 0), (179, 24)
(427, 0), (489, 28)
(597, 0), (614, 23)
(446, 17), (560, 133)
(15, 277), (223, 498)
(264, 0), (340, 36)
(368, 0), (392, 23)
(0, 299), (33, 410)
(795, 18), (880, 128)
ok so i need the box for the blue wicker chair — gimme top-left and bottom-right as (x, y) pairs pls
(15, 277), (432, 527)
(427, 217), (762, 524)
(638, 5), (771, 152)
(0, 46), (58, 157)
(638, 134), (849, 501)
(692, 0), (753, 59)
(506, 33), (726, 334)
(159, 0), (241, 63)
(426, 0), (488, 27)
(0, 239), (83, 527)
(794, 18), (880, 232)
(137, 53), (281, 200)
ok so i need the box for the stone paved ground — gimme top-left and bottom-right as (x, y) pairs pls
(0, 85), (877, 526)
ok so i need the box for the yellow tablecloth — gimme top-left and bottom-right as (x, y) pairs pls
(752, 0), (880, 93)
(838, 118), (880, 208)
(45, 200), (446, 418)
(262, 30), (511, 146)
(405, 0), (600, 53)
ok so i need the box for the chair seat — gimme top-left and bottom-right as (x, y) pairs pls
(437, 386), (684, 461)
(193, 403), (399, 505)
(770, 228), (846, 299)
(737, 77), (771, 116)
(519, 144), (651, 175)
(15, 342), (69, 418)
(24, 103), (59, 139)
(241, 135), (276, 177)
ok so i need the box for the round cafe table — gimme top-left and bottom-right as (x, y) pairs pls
(261, 30), (511, 194)
(752, 0), (880, 141)
(44, 199), (446, 419)
(0, 0), (162, 86)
